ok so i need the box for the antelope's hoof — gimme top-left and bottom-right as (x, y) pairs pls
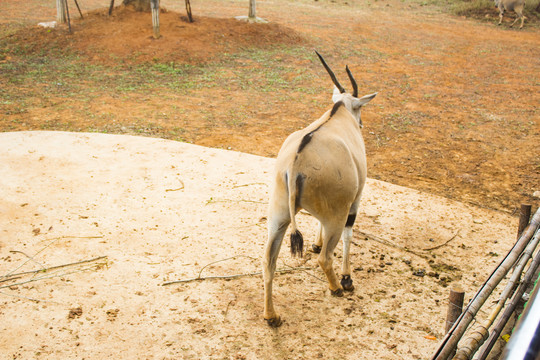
(341, 275), (355, 292)
(331, 288), (344, 297)
(312, 244), (321, 254)
(265, 316), (283, 328)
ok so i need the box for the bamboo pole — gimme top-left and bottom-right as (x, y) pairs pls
(476, 228), (540, 360)
(431, 207), (540, 360)
(453, 226), (540, 359)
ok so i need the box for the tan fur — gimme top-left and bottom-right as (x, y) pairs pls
(262, 96), (372, 326)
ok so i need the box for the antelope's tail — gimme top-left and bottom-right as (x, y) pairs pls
(287, 170), (305, 257)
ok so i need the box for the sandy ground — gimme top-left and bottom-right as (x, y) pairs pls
(0, 131), (518, 359)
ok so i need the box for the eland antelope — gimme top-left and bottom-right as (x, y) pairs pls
(495, 0), (525, 28)
(262, 51), (377, 327)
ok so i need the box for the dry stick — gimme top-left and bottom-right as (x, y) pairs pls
(73, 0), (83, 19)
(1, 236), (104, 279)
(477, 228), (540, 360)
(431, 207), (540, 360)
(355, 230), (431, 261)
(453, 226), (540, 360)
(165, 180), (184, 192)
(424, 231), (460, 251)
(1, 256), (108, 282)
(0, 263), (107, 290)
(162, 266), (315, 286)
(9, 250), (46, 270)
(162, 255), (317, 286)
(232, 182), (267, 189)
(206, 198), (267, 205)
(63, 0), (72, 33)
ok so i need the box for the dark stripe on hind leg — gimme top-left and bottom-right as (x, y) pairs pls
(345, 213), (357, 228)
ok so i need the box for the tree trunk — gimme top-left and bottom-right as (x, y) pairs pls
(150, 0), (160, 39)
(248, 0), (256, 18)
(57, 0), (67, 23)
(185, 0), (193, 22)
(123, 0), (151, 12)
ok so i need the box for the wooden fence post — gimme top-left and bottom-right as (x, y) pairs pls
(446, 286), (465, 334)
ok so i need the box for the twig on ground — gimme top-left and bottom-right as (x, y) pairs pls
(205, 197), (267, 205)
(1, 256), (108, 282)
(162, 255), (317, 286)
(0, 263), (107, 290)
(423, 231), (461, 251)
(9, 250), (46, 270)
(165, 180), (185, 192)
(232, 182), (268, 189)
(354, 230), (430, 260)
(2, 235), (104, 279)
(162, 266), (315, 286)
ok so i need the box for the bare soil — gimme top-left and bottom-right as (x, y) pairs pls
(0, 131), (519, 359)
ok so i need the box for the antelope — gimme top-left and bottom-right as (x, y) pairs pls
(262, 51), (377, 327)
(495, 0), (525, 29)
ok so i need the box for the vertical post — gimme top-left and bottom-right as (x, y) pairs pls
(517, 204), (532, 239)
(108, 0), (115, 15)
(446, 286), (465, 334)
(248, 0), (256, 19)
(185, 0), (193, 22)
(444, 286), (465, 359)
(151, 0), (160, 39)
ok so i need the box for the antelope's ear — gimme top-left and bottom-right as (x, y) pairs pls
(332, 87), (344, 103)
(352, 92), (377, 108)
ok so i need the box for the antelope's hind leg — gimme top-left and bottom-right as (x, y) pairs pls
(317, 223), (346, 297)
(340, 212), (357, 292)
(312, 221), (323, 254)
(263, 215), (289, 327)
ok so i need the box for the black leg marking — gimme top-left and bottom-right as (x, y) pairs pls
(265, 317), (283, 328)
(312, 244), (321, 254)
(341, 275), (354, 292)
(345, 213), (357, 228)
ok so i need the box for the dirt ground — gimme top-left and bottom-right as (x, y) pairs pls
(0, 0), (539, 213)
(0, 131), (519, 359)
(0, 0), (539, 358)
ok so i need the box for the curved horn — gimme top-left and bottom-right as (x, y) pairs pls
(345, 65), (358, 98)
(315, 51), (346, 94)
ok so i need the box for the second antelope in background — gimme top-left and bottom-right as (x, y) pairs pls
(262, 51), (378, 327)
(495, 0), (525, 28)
